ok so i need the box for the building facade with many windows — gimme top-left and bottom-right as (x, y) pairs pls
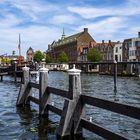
(91, 40), (117, 62)
(47, 28), (96, 62)
(122, 32), (140, 62)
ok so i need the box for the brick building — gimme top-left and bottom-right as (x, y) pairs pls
(26, 47), (34, 62)
(47, 28), (96, 62)
(91, 40), (117, 62)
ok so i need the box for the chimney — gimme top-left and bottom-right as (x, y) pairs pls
(84, 28), (88, 33)
(138, 32), (140, 38)
(102, 40), (104, 43)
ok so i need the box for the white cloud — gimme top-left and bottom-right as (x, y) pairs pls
(0, 23), (61, 56)
(0, 0), (140, 55)
(76, 16), (132, 41)
(51, 14), (78, 25)
(0, 14), (21, 28)
(3, 0), (60, 21)
(68, 0), (140, 19)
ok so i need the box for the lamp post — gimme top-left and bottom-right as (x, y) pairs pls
(114, 60), (118, 101)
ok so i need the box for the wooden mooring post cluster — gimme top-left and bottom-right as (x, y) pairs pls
(16, 65), (140, 140)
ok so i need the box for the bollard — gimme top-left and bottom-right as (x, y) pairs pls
(56, 64), (83, 138)
(39, 66), (49, 115)
(16, 66), (30, 106)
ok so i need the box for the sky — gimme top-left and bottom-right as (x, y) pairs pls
(0, 0), (140, 56)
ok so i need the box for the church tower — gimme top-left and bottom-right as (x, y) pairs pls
(61, 28), (65, 40)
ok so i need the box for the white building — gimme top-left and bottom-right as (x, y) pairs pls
(114, 42), (123, 62)
(128, 37), (140, 61)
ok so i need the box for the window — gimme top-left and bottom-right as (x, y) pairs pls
(128, 42), (132, 48)
(115, 55), (118, 62)
(135, 41), (140, 46)
(119, 55), (121, 62)
(83, 48), (88, 54)
(129, 50), (136, 56)
(116, 47), (118, 53)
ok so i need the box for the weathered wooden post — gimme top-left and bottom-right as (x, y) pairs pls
(0, 75), (3, 81)
(136, 63), (140, 77)
(39, 65), (49, 115)
(56, 64), (82, 138)
(16, 66), (30, 106)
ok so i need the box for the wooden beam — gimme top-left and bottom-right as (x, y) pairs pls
(46, 104), (62, 116)
(28, 96), (40, 104)
(29, 82), (40, 89)
(81, 95), (140, 120)
(0, 72), (8, 75)
(48, 87), (69, 99)
(81, 118), (128, 140)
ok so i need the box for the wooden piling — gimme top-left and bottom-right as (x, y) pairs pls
(16, 66), (31, 106)
(0, 75), (3, 81)
(56, 64), (83, 137)
(39, 67), (49, 115)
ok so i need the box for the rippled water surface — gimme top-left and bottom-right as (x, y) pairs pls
(0, 72), (140, 140)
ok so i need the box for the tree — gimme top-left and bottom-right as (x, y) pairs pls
(87, 48), (102, 62)
(12, 50), (15, 56)
(33, 50), (44, 63)
(45, 54), (52, 63)
(58, 51), (68, 63)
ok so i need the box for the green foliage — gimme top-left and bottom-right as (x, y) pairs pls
(58, 51), (68, 63)
(45, 54), (52, 63)
(1, 57), (11, 64)
(87, 48), (102, 62)
(33, 50), (44, 63)
(30, 127), (37, 133)
(12, 50), (15, 55)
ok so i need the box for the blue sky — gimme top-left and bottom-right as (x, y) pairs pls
(0, 0), (140, 56)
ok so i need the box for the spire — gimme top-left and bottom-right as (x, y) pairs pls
(61, 28), (65, 40)
(18, 33), (21, 56)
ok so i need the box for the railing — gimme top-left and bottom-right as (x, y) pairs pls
(16, 65), (140, 139)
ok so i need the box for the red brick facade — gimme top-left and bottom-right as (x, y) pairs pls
(90, 40), (117, 62)
(47, 28), (96, 62)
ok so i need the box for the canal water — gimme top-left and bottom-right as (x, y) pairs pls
(0, 71), (140, 140)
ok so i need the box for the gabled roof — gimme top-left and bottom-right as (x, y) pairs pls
(64, 32), (82, 41)
(51, 32), (83, 47)
(96, 41), (117, 48)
